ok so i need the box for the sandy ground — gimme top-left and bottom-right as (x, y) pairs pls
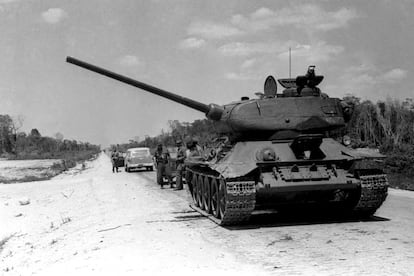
(0, 159), (61, 183)
(1, 153), (413, 275)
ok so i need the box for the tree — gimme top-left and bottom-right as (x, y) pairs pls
(55, 132), (64, 141)
(402, 98), (414, 110)
(0, 115), (15, 153)
(30, 129), (41, 137)
(342, 94), (361, 106)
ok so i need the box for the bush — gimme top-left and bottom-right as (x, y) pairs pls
(384, 145), (414, 175)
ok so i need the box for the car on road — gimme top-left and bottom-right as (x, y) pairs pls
(125, 147), (154, 172)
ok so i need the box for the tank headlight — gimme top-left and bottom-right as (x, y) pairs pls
(256, 148), (277, 161)
(342, 135), (351, 146)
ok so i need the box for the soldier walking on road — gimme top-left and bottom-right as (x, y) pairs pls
(154, 144), (173, 189)
(174, 140), (186, 191)
(111, 149), (120, 173)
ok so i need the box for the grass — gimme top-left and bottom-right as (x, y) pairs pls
(1, 150), (99, 184)
(10, 150), (99, 162)
(0, 175), (56, 184)
(387, 173), (414, 191)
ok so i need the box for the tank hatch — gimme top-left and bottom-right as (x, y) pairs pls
(264, 76), (277, 98)
(277, 65), (324, 98)
(277, 78), (297, 89)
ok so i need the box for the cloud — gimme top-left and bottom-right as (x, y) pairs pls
(382, 68), (407, 83)
(231, 5), (358, 33)
(222, 41), (345, 82)
(0, 0), (20, 12)
(119, 55), (145, 67)
(343, 65), (407, 87)
(185, 4), (356, 47)
(278, 42), (344, 63)
(219, 40), (343, 64)
(241, 58), (257, 69)
(224, 57), (264, 80)
(339, 64), (378, 91)
(178, 37), (206, 49)
(225, 72), (259, 80)
(187, 21), (243, 39)
(251, 7), (274, 19)
(218, 41), (292, 57)
(327, 63), (409, 99)
(0, 0), (20, 3)
(42, 8), (67, 24)
(225, 56), (280, 81)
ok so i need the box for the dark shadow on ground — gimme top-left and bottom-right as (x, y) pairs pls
(124, 168), (153, 173)
(225, 210), (390, 230)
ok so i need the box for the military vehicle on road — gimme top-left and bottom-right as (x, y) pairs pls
(67, 57), (388, 225)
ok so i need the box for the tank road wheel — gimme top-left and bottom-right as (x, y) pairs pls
(210, 178), (219, 217)
(203, 176), (211, 213)
(197, 175), (204, 210)
(191, 174), (199, 207)
(218, 179), (227, 219)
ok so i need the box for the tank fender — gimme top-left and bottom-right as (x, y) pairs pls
(212, 142), (260, 178)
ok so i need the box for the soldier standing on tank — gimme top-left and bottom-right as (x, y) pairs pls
(174, 140), (186, 191)
(187, 140), (201, 158)
(111, 149), (120, 173)
(154, 144), (173, 189)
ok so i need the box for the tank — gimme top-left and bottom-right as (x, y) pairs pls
(67, 57), (388, 225)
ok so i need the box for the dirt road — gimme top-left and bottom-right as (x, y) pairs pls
(1, 154), (413, 275)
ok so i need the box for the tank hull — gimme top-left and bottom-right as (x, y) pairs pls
(185, 138), (388, 225)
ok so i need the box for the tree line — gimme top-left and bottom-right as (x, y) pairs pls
(112, 119), (218, 152)
(0, 114), (100, 160)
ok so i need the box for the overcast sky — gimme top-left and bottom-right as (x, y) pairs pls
(0, 0), (413, 146)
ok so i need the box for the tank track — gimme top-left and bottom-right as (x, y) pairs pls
(220, 181), (256, 225)
(353, 174), (388, 215)
(187, 168), (256, 225)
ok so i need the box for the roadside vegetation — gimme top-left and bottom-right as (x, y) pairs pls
(343, 96), (414, 190)
(116, 96), (414, 191)
(0, 114), (100, 181)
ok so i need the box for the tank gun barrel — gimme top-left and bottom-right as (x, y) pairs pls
(66, 56), (222, 118)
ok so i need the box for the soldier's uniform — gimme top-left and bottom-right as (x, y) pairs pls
(154, 145), (173, 188)
(174, 141), (186, 190)
(188, 141), (201, 158)
(111, 150), (120, 173)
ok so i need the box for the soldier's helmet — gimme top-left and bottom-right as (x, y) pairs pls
(176, 140), (182, 146)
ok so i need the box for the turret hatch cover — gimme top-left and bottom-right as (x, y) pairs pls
(277, 78), (297, 88)
(264, 76), (277, 97)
